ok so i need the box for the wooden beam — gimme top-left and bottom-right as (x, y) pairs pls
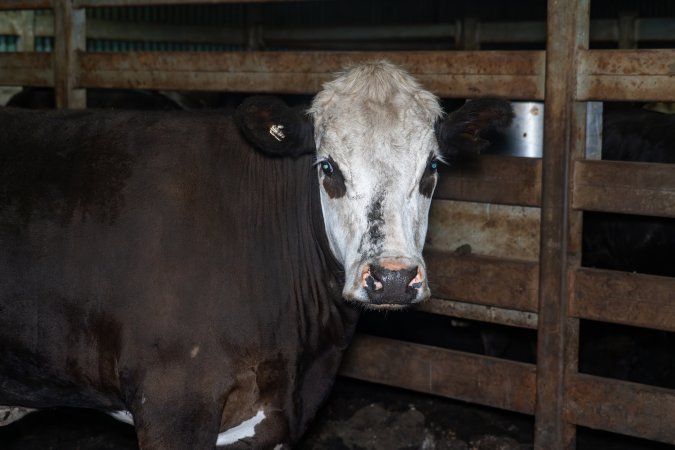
(535, 1), (589, 448)
(75, 0), (318, 6)
(0, 53), (52, 86)
(572, 160), (675, 219)
(578, 49), (675, 102)
(0, 0), (52, 10)
(434, 155), (541, 206)
(53, 0), (85, 108)
(340, 334), (537, 415)
(416, 297), (538, 329)
(424, 250), (539, 312)
(78, 51), (544, 98)
(566, 374), (675, 445)
(570, 268), (675, 333)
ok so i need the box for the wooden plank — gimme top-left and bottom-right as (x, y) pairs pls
(434, 155), (541, 206)
(0, 53), (52, 86)
(566, 373), (675, 445)
(424, 250), (539, 312)
(578, 49), (675, 102)
(78, 51), (545, 98)
(0, 0), (51, 9)
(427, 200), (541, 261)
(416, 297), (538, 329)
(340, 334), (537, 415)
(570, 268), (675, 333)
(573, 160), (675, 218)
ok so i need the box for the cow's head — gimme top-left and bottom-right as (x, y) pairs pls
(236, 61), (512, 310)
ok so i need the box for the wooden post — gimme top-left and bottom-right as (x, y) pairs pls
(534, 0), (589, 448)
(53, 0), (85, 108)
(17, 11), (36, 52)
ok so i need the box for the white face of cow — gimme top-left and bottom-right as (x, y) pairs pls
(309, 62), (443, 309)
(235, 61), (513, 310)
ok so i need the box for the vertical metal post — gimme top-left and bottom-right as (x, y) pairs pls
(535, 0), (589, 449)
(53, 0), (85, 109)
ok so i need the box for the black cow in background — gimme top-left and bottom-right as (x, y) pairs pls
(6, 87), (185, 111)
(583, 105), (675, 278)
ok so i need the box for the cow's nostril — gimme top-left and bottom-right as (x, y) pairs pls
(365, 275), (383, 291)
(408, 266), (424, 289)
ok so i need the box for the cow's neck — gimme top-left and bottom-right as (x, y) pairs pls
(286, 154), (358, 347)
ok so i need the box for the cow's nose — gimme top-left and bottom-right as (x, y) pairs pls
(362, 262), (425, 305)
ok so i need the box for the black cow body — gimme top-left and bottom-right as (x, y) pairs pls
(0, 108), (358, 449)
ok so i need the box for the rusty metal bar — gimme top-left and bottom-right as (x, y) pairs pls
(416, 298), (538, 329)
(570, 268), (675, 333)
(424, 250), (539, 312)
(0, 53), (52, 86)
(77, 51), (545, 98)
(566, 374), (675, 444)
(578, 49), (675, 102)
(434, 156), (542, 206)
(0, 0), (52, 9)
(53, 0), (85, 108)
(535, 0), (589, 448)
(572, 160), (675, 219)
(340, 334), (537, 415)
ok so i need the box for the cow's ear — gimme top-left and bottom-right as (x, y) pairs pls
(235, 96), (315, 157)
(435, 98), (513, 159)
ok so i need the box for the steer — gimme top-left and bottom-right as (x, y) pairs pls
(0, 61), (512, 449)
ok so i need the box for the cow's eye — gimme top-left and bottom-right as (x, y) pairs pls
(429, 158), (440, 173)
(320, 160), (334, 176)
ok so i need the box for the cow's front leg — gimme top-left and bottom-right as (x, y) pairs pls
(219, 409), (290, 449)
(127, 387), (224, 450)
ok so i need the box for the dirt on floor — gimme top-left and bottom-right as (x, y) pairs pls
(2, 377), (673, 450)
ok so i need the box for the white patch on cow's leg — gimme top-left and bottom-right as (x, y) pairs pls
(216, 409), (266, 447)
(0, 406), (36, 426)
(109, 410), (134, 425)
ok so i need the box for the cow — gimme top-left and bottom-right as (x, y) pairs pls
(6, 87), (185, 111)
(0, 61), (512, 449)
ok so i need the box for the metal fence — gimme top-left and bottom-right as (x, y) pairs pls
(0, 1), (674, 448)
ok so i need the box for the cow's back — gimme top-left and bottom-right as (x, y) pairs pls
(0, 108), (253, 408)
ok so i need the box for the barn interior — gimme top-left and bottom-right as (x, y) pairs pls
(1, 0), (674, 449)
